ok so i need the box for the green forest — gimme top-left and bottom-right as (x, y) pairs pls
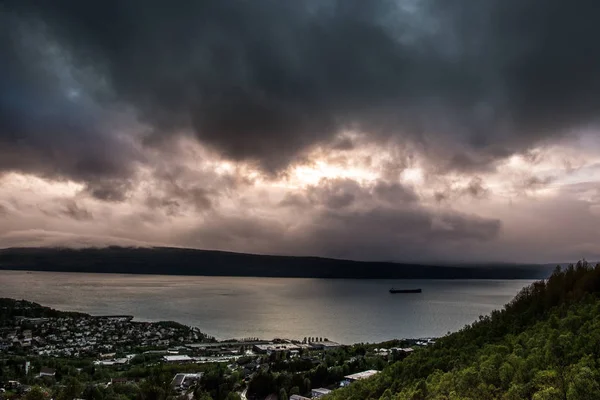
(326, 261), (600, 400)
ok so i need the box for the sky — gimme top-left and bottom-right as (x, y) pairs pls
(1, 0), (600, 263)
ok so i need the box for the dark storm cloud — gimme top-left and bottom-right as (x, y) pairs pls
(3, 0), (600, 175)
(0, 11), (141, 199)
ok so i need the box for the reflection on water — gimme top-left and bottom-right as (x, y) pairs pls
(0, 271), (532, 344)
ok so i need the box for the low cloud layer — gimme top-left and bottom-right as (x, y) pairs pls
(1, 1), (600, 262)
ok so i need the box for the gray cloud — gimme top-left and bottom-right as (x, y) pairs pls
(464, 178), (489, 199)
(0, 230), (158, 249)
(61, 200), (93, 221)
(183, 204), (502, 262)
(86, 179), (134, 202)
(307, 179), (363, 209)
(230, 178), (500, 260)
(149, 168), (214, 213)
(303, 207), (501, 261)
(434, 177), (489, 203)
(287, 179), (419, 210)
(37, 199), (94, 221)
(186, 214), (288, 253)
(3, 0), (600, 177)
(374, 181), (419, 204)
(141, 159), (256, 216)
(0, 203), (8, 217)
(520, 176), (556, 191)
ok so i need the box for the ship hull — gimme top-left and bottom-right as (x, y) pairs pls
(389, 288), (422, 294)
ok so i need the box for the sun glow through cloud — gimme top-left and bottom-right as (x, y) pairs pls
(0, 173), (85, 198)
(289, 161), (378, 187)
(400, 167), (424, 185)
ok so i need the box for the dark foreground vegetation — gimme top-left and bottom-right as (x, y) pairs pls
(0, 246), (549, 279)
(326, 260), (600, 399)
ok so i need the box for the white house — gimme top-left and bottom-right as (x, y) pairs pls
(311, 388), (332, 398)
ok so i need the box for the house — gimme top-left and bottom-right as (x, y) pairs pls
(344, 370), (379, 382)
(308, 341), (341, 351)
(163, 355), (193, 363)
(341, 370), (379, 386)
(289, 395), (311, 400)
(311, 388), (332, 398)
(171, 373), (203, 390)
(38, 368), (56, 378)
(253, 343), (300, 354)
(391, 347), (414, 354)
(391, 347), (414, 360)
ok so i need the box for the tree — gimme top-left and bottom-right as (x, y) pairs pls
(139, 381), (166, 400)
(57, 376), (84, 400)
(194, 391), (214, 400)
(82, 384), (105, 400)
(25, 387), (50, 400)
(278, 388), (287, 400)
(248, 371), (275, 398)
(302, 378), (311, 396)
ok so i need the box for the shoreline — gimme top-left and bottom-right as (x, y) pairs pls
(0, 267), (544, 280)
(2, 297), (438, 347)
(0, 273), (532, 344)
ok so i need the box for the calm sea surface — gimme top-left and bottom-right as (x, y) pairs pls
(0, 271), (533, 344)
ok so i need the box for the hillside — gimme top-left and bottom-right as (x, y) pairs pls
(327, 261), (600, 399)
(0, 246), (549, 279)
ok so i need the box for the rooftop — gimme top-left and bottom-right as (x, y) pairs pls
(39, 367), (56, 375)
(254, 343), (300, 351)
(171, 372), (203, 387)
(392, 347), (414, 352)
(344, 370), (379, 381)
(163, 355), (193, 362)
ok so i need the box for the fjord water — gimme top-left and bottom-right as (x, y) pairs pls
(0, 271), (532, 344)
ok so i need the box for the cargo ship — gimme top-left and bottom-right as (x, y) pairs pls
(389, 288), (422, 294)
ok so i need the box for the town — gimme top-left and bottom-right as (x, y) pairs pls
(0, 299), (433, 400)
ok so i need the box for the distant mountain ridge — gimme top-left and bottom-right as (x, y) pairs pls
(0, 246), (552, 279)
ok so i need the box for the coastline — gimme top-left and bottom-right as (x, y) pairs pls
(0, 271), (534, 344)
